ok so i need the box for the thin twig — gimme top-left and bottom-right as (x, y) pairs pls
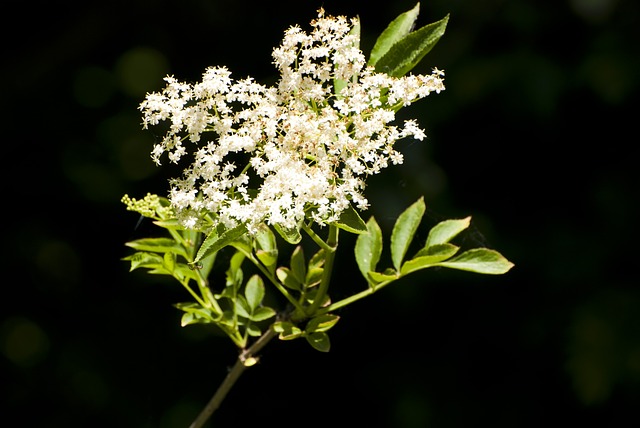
(189, 327), (278, 428)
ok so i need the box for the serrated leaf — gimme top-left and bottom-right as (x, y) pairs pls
(425, 217), (471, 248)
(163, 251), (176, 272)
(400, 243), (459, 275)
(368, 2), (420, 66)
(306, 331), (331, 352)
(194, 224), (247, 264)
(332, 204), (367, 234)
(122, 252), (163, 271)
(245, 275), (265, 311)
(355, 216), (383, 283)
(391, 197), (425, 271)
(125, 238), (187, 258)
(374, 14), (449, 77)
(306, 314), (340, 333)
(435, 248), (514, 274)
(250, 307), (276, 322)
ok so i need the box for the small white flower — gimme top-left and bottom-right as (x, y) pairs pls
(139, 8), (445, 232)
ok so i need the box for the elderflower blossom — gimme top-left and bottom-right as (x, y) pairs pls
(139, 9), (445, 233)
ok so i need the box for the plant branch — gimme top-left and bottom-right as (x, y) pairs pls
(189, 326), (278, 428)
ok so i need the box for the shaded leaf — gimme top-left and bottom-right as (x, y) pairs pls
(306, 331), (331, 352)
(245, 275), (265, 311)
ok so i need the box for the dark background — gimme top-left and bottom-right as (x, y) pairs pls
(3, 0), (639, 427)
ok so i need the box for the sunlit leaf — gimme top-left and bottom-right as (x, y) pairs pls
(374, 14), (449, 77)
(368, 2), (420, 66)
(400, 243), (459, 275)
(194, 224), (247, 265)
(333, 204), (367, 234)
(250, 307), (276, 322)
(125, 237), (187, 258)
(391, 197), (425, 271)
(355, 216), (383, 284)
(306, 314), (340, 333)
(425, 217), (471, 248)
(435, 248), (514, 274)
(273, 321), (303, 340)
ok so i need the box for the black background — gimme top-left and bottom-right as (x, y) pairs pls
(3, 0), (639, 427)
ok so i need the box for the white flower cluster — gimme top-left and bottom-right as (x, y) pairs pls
(139, 9), (445, 232)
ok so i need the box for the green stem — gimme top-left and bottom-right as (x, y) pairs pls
(304, 225), (338, 316)
(246, 253), (306, 315)
(189, 326), (278, 428)
(317, 278), (395, 316)
(301, 222), (333, 252)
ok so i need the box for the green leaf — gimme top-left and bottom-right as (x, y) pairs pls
(163, 251), (176, 272)
(368, 2), (420, 66)
(332, 204), (367, 234)
(374, 14), (449, 77)
(355, 216), (383, 284)
(306, 331), (331, 352)
(194, 224), (247, 265)
(273, 321), (303, 340)
(306, 314), (340, 333)
(290, 245), (307, 284)
(125, 237), (187, 258)
(276, 267), (302, 291)
(400, 243), (459, 275)
(122, 252), (163, 271)
(246, 324), (262, 337)
(273, 222), (302, 244)
(425, 217), (471, 248)
(305, 267), (324, 287)
(391, 197), (425, 271)
(250, 307), (276, 322)
(368, 270), (398, 284)
(152, 218), (186, 231)
(308, 249), (325, 269)
(435, 248), (514, 274)
(235, 296), (251, 318)
(245, 275), (265, 311)
(254, 224), (278, 272)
